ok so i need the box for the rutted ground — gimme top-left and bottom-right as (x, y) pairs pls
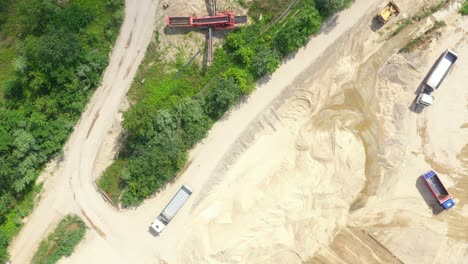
(171, 1), (468, 263)
(10, 0), (467, 263)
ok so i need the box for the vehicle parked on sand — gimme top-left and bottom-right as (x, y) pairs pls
(151, 185), (192, 233)
(422, 170), (455, 210)
(376, 1), (400, 24)
(417, 49), (458, 106)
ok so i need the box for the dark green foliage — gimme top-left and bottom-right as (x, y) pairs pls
(0, 0), (124, 260)
(252, 45), (281, 77)
(315, 0), (353, 18)
(98, 159), (127, 205)
(0, 0), (12, 24)
(175, 98), (212, 148)
(31, 215), (86, 264)
(274, 3), (323, 55)
(204, 78), (242, 119)
(123, 130), (187, 206)
(460, 0), (468, 15)
(0, 184), (42, 264)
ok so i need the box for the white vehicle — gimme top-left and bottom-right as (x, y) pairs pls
(417, 49), (458, 106)
(151, 185), (192, 233)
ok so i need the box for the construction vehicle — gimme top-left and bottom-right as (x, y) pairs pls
(422, 170), (455, 210)
(151, 185), (192, 233)
(167, 0), (247, 63)
(417, 49), (458, 106)
(376, 1), (400, 23)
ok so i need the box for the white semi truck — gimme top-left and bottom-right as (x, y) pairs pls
(417, 49), (458, 106)
(151, 185), (192, 233)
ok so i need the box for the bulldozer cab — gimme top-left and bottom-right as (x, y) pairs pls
(377, 1), (400, 23)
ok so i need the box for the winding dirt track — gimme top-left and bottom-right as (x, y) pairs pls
(9, 0), (159, 263)
(10, 0), (440, 263)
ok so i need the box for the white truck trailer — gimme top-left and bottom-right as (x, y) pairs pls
(151, 185), (192, 233)
(417, 49), (458, 106)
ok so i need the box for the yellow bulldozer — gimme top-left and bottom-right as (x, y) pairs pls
(376, 1), (400, 23)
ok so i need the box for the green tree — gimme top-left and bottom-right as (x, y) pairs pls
(175, 98), (212, 148)
(315, 0), (353, 18)
(252, 46), (281, 77)
(205, 77), (241, 119)
(274, 4), (323, 55)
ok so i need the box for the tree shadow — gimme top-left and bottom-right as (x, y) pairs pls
(320, 14), (339, 35)
(416, 176), (444, 215)
(205, 0), (214, 16)
(163, 25), (203, 36)
(148, 226), (161, 237)
(409, 82), (425, 114)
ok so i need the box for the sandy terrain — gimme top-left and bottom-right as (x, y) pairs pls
(9, 0), (468, 264)
(170, 1), (468, 263)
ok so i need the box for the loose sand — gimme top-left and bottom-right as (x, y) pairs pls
(9, 0), (468, 264)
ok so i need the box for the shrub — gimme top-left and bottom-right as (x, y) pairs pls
(31, 215), (86, 264)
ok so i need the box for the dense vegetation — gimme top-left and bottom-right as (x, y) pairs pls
(460, 0), (468, 15)
(0, 0), (123, 262)
(99, 0), (353, 206)
(31, 215), (86, 264)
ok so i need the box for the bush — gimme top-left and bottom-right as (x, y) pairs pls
(315, 0), (353, 18)
(204, 77), (242, 119)
(274, 4), (323, 55)
(31, 215), (86, 264)
(98, 159), (128, 205)
(460, 0), (468, 15)
(252, 46), (281, 77)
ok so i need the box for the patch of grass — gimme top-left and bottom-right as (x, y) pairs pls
(0, 1), (20, 101)
(0, 184), (42, 262)
(391, 18), (412, 37)
(98, 159), (127, 206)
(460, 0), (468, 15)
(390, 0), (449, 37)
(412, 0), (449, 21)
(399, 20), (446, 53)
(31, 215), (86, 264)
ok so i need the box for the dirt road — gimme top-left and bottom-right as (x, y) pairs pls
(171, 1), (468, 263)
(9, 0), (159, 263)
(10, 0), (467, 263)
(10, 0), (383, 263)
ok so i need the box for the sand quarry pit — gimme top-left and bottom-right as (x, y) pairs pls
(11, 1), (467, 263)
(168, 2), (468, 264)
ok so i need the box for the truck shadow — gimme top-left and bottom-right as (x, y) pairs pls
(416, 176), (444, 215)
(148, 226), (160, 237)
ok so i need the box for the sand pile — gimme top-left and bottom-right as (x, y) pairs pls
(177, 122), (366, 263)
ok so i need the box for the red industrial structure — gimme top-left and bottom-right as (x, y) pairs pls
(168, 11), (247, 30)
(167, 0), (247, 63)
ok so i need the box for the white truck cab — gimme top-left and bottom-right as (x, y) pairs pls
(416, 93), (434, 106)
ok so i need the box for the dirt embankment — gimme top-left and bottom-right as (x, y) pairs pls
(169, 1), (468, 263)
(9, 0), (468, 264)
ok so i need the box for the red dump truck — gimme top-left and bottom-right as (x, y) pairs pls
(422, 170), (455, 210)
